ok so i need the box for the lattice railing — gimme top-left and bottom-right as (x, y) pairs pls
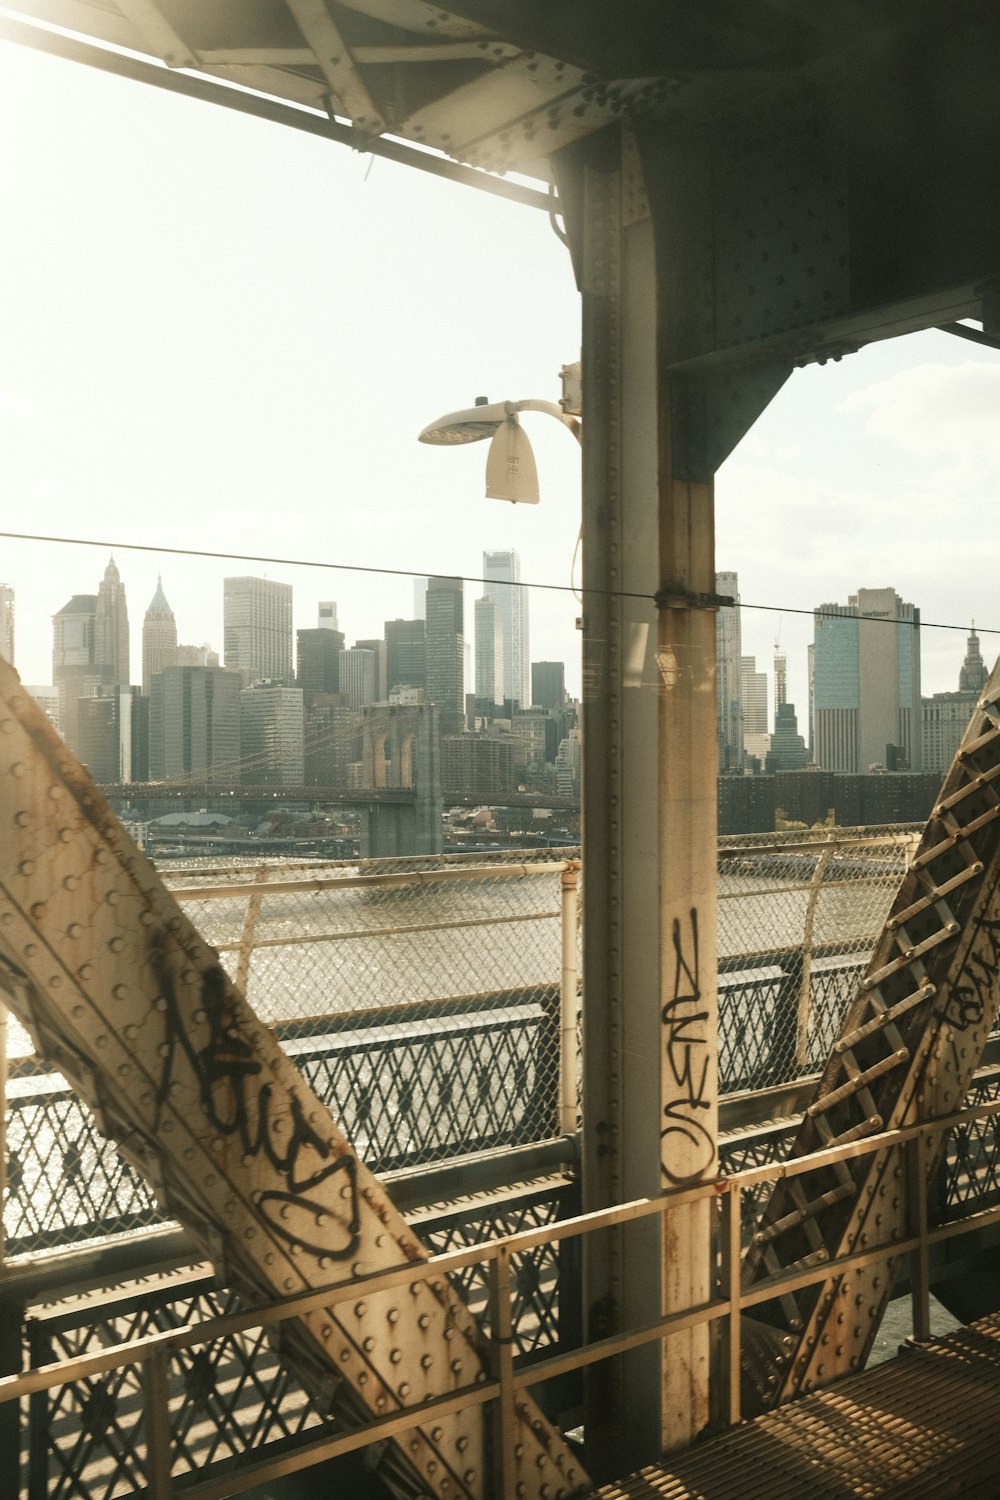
(7, 828), (985, 1264)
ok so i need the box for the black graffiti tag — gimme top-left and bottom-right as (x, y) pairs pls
(947, 916), (1000, 1032)
(151, 939), (360, 1260)
(660, 908), (715, 1184)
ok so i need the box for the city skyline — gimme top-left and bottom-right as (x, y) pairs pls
(4, 555), (986, 736)
(3, 41), (1000, 739)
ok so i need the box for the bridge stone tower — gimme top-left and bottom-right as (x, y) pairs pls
(359, 702), (442, 857)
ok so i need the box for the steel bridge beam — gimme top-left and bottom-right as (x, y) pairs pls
(0, 660), (586, 1500)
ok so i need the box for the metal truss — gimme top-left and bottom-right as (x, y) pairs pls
(742, 660), (1000, 1411)
(0, 659), (587, 1499)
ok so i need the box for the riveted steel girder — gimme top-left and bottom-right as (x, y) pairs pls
(0, 658), (588, 1500)
(742, 659), (1000, 1413)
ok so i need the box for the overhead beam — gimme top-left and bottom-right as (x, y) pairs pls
(0, 13), (553, 209)
(112, 0), (195, 69)
(284, 0), (386, 133)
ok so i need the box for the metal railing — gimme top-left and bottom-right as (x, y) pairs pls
(1, 828), (925, 1263)
(3, 1097), (998, 1499)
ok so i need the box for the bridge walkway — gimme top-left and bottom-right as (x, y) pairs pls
(595, 1312), (1000, 1499)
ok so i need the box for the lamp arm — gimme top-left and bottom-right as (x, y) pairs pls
(511, 399), (582, 444)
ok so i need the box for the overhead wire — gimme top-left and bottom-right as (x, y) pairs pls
(1, 528), (996, 638)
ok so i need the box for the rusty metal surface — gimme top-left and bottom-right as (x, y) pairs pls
(741, 659), (1000, 1410)
(591, 1311), (1000, 1499)
(0, 659), (588, 1499)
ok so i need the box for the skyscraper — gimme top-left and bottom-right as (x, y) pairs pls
(474, 596), (504, 711)
(240, 682), (305, 786)
(338, 647), (376, 709)
(0, 583), (13, 664)
(317, 601), (339, 630)
(94, 556), (130, 687)
(959, 624), (988, 694)
(142, 576), (178, 695)
(297, 627), (345, 706)
(922, 625), (989, 774)
(224, 576), (293, 685)
(52, 592), (112, 754)
(715, 570), (743, 771)
(386, 618), (426, 696)
(355, 638), (387, 701)
(425, 576), (465, 734)
(413, 578), (428, 620)
(531, 661), (565, 711)
(740, 654), (770, 765)
(148, 665), (241, 782)
(773, 648), (787, 719)
(483, 550), (529, 709)
(813, 587), (921, 772)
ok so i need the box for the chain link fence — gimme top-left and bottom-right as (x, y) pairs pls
(717, 824), (922, 1091)
(0, 829), (942, 1262)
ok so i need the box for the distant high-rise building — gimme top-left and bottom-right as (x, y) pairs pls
(0, 583), (13, 664)
(426, 576), (465, 734)
(740, 656), (768, 736)
(555, 727), (582, 797)
(53, 593), (97, 674)
(740, 654), (770, 766)
(413, 578), (428, 620)
(78, 685), (138, 784)
(512, 708), (551, 768)
(765, 703), (808, 772)
(813, 587), (921, 772)
(715, 571), (743, 771)
(440, 733), (516, 799)
(475, 596), (504, 710)
(224, 576), (293, 685)
(174, 643), (219, 668)
(25, 684), (60, 732)
(922, 625), (989, 775)
(240, 683), (304, 786)
(94, 556), (130, 687)
(305, 701), (358, 786)
(531, 661), (565, 711)
(317, 601), (339, 630)
(148, 665), (241, 783)
(355, 638), (387, 701)
(807, 642), (816, 759)
(297, 627), (345, 706)
(142, 576), (178, 695)
(773, 649), (787, 720)
(959, 625), (988, 694)
(339, 647), (376, 709)
(52, 593), (112, 754)
(483, 550), (529, 709)
(386, 618), (426, 696)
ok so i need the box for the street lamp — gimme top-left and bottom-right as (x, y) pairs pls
(418, 381), (581, 504)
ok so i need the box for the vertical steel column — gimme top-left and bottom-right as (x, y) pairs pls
(559, 863), (580, 1136)
(655, 448), (719, 1451)
(578, 126), (719, 1471)
(0, 997), (6, 1269)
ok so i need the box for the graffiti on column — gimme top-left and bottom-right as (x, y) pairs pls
(660, 907), (715, 1184)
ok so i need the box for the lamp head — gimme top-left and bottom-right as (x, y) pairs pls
(418, 397), (510, 446)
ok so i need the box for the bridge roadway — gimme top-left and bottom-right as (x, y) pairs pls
(596, 1313), (1000, 1499)
(103, 782), (581, 811)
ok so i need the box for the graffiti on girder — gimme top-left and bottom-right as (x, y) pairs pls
(150, 937), (361, 1259)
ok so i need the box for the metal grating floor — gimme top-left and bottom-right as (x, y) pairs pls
(594, 1313), (1000, 1498)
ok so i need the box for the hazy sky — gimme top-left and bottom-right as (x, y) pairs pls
(2, 29), (998, 724)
